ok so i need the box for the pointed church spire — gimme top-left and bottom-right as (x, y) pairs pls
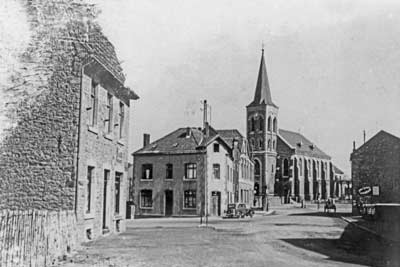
(250, 47), (276, 107)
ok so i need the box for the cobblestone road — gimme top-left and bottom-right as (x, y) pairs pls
(61, 206), (399, 267)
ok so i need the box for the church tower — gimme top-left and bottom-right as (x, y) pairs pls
(246, 48), (279, 208)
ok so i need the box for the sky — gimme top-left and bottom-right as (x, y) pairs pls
(3, 0), (400, 175)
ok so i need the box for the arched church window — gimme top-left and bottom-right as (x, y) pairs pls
(258, 138), (264, 150)
(254, 160), (261, 176)
(267, 139), (271, 150)
(283, 158), (289, 176)
(267, 116), (272, 131)
(273, 118), (277, 133)
(259, 118), (263, 131)
(272, 140), (276, 150)
(251, 117), (255, 132)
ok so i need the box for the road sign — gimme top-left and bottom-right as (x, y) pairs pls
(358, 186), (372, 196)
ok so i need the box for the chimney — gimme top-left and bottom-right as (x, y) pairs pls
(353, 141), (356, 152)
(363, 130), (366, 144)
(143, 134), (150, 147)
(185, 127), (191, 138)
(203, 100), (209, 137)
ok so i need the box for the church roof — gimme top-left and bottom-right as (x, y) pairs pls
(278, 129), (331, 160)
(249, 49), (277, 108)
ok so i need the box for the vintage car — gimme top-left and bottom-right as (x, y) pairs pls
(224, 203), (254, 218)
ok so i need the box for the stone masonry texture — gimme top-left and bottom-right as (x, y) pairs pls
(0, 0), (133, 242)
(351, 131), (400, 204)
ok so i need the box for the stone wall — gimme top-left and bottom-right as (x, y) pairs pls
(351, 131), (400, 204)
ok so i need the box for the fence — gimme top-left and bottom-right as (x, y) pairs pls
(0, 209), (78, 267)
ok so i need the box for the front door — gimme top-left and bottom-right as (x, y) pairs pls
(165, 190), (173, 216)
(211, 191), (221, 216)
(103, 170), (109, 231)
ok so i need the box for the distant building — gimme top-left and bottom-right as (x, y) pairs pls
(332, 165), (351, 200)
(247, 49), (339, 207)
(351, 130), (400, 208)
(0, 1), (139, 242)
(133, 125), (253, 217)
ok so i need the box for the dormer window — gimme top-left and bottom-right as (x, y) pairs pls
(297, 141), (302, 147)
(309, 144), (314, 150)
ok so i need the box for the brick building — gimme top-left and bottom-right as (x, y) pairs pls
(351, 130), (400, 206)
(247, 49), (339, 207)
(0, 0), (138, 242)
(133, 125), (253, 217)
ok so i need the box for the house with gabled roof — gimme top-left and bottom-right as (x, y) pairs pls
(351, 130), (400, 206)
(133, 124), (254, 217)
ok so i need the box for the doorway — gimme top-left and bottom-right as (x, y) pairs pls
(211, 191), (221, 216)
(165, 190), (173, 216)
(103, 170), (110, 231)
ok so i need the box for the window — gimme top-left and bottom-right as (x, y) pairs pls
(271, 164), (274, 174)
(142, 164), (153, 179)
(267, 116), (272, 131)
(251, 117), (255, 131)
(255, 160), (261, 176)
(115, 172), (122, 213)
(272, 140), (276, 150)
(259, 118), (263, 131)
(166, 164), (173, 179)
(259, 139), (264, 150)
(213, 164), (220, 179)
(273, 118), (277, 133)
(213, 143), (220, 152)
(86, 166), (94, 213)
(184, 190), (196, 208)
(140, 190), (153, 208)
(89, 81), (98, 126)
(283, 158), (289, 176)
(105, 93), (113, 133)
(185, 163), (197, 179)
(119, 102), (125, 138)
(267, 139), (271, 150)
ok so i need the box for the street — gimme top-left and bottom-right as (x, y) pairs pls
(63, 206), (399, 267)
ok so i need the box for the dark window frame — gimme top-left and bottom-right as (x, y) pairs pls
(86, 166), (94, 214)
(184, 190), (196, 209)
(185, 163), (197, 179)
(140, 190), (153, 208)
(166, 164), (173, 179)
(213, 143), (220, 152)
(115, 172), (122, 214)
(142, 164), (153, 180)
(213, 164), (220, 179)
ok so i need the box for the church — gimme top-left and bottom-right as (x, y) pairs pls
(246, 49), (340, 208)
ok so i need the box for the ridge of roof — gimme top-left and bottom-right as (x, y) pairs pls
(278, 128), (331, 160)
(352, 130), (400, 154)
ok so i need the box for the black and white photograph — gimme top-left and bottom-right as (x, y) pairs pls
(0, 0), (399, 266)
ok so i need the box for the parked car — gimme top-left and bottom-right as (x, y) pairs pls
(236, 203), (254, 218)
(223, 203), (254, 219)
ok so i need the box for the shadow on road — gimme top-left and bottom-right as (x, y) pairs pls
(281, 223), (400, 267)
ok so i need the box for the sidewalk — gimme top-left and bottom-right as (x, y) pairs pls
(341, 215), (400, 243)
